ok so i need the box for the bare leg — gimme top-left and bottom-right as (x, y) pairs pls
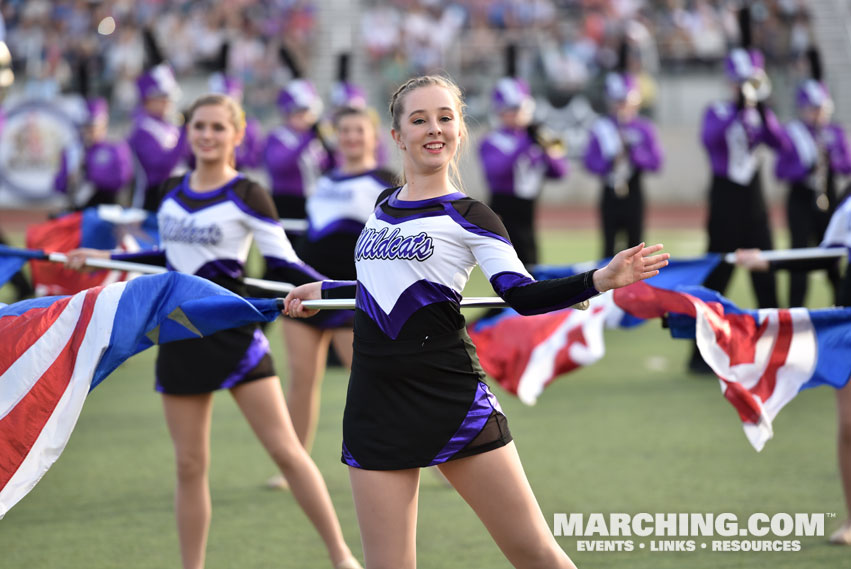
(832, 382), (851, 544)
(231, 377), (356, 566)
(161, 393), (215, 569)
(348, 467), (420, 569)
(283, 319), (333, 450)
(268, 324), (356, 489)
(329, 328), (354, 370)
(437, 443), (577, 569)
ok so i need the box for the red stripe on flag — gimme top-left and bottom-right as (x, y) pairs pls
(0, 298), (75, 376)
(469, 310), (570, 396)
(722, 379), (763, 425)
(751, 310), (793, 402)
(708, 312), (760, 367)
(719, 310), (793, 425)
(0, 287), (101, 490)
(612, 282), (697, 319)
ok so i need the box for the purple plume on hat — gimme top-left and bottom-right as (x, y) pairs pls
(208, 72), (243, 99)
(604, 72), (639, 102)
(136, 63), (180, 101)
(796, 79), (830, 109)
(85, 97), (109, 123)
(277, 79), (324, 115)
(330, 81), (367, 110)
(491, 77), (534, 113)
(724, 48), (764, 83)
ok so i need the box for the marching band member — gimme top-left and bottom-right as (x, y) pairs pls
(775, 59), (851, 306)
(584, 71), (663, 258)
(699, 46), (787, 308)
(127, 31), (187, 212)
(479, 76), (568, 267)
(262, 77), (332, 223)
(55, 96), (133, 209)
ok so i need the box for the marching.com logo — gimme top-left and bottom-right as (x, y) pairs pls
(553, 512), (827, 552)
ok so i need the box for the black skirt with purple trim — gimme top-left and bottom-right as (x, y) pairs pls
(341, 326), (512, 470)
(154, 323), (275, 394)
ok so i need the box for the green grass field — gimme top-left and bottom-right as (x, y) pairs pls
(0, 226), (847, 569)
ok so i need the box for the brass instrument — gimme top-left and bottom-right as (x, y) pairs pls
(740, 68), (772, 105)
(528, 122), (566, 155)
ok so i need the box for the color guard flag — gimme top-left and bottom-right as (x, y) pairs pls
(25, 206), (158, 296)
(533, 254), (721, 327)
(613, 282), (851, 451)
(0, 272), (280, 518)
(469, 255), (721, 404)
(0, 245), (38, 290)
(469, 299), (610, 405)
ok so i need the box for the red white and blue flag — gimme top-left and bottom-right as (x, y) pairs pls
(468, 255), (720, 404)
(613, 282), (851, 451)
(0, 272), (280, 518)
(23, 206), (159, 296)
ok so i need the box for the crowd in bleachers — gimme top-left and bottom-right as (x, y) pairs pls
(0, 0), (816, 122)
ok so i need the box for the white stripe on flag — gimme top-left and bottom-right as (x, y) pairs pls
(694, 303), (818, 451)
(516, 299), (608, 405)
(0, 282), (125, 518)
(0, 293), (88, 420)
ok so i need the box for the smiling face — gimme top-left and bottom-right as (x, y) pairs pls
(391, 84), (461, 177)
(188, 103), (244, 166)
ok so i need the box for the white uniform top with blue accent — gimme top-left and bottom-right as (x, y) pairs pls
(321, 187), (600, 341)
(113, 173), (323, 290)
(299, 167), (396, 280)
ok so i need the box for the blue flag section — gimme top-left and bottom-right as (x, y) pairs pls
(78, 206), (159, 250)
(0, 272), (281, 518)
(666, 285), (851, 391)
(0, 244), (43, 290)
(533, 254), (721, 327)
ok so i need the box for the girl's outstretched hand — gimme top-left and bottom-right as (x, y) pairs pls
(592, 243), (669, 293)
(283, 281), (322, 318)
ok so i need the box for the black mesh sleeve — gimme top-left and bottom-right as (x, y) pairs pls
(501, 270), (599, 315)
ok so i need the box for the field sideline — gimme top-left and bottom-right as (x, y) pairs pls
(0, 225), (846, 569)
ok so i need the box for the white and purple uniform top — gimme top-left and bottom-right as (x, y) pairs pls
(305, 168), (393, 242)
(112, 174), (323, 287)
(321, 188), (600, 341)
